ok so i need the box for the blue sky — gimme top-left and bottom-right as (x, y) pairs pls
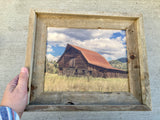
(46, 27), (127, 62)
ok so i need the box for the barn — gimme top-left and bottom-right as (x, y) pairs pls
(57, 44), (127, 78)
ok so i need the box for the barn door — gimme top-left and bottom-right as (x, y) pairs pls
(69, 57), (75, 67)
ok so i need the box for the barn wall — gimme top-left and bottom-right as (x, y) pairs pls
(88, 64), (127, 78)
(58, 46), (87, 69)
(0, 0), (160, 120)
(58, 46), (88, 76)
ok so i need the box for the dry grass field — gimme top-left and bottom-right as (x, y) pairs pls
(44, 73), (129, 92)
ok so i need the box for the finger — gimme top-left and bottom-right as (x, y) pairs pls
(17, 67), (29, 91)
(7, 75), (19, 92)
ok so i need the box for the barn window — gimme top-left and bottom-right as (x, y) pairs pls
(69, 57), (75, 67)
(75, 69), (78, 72)
(82, 70), (85, 74)
(59, 67), (63, 70)
(89, 71), (92, 75)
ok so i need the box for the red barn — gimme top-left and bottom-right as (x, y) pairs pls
(57, 44), (127, 78)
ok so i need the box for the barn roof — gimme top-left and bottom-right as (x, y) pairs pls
(67, 44), (120, 70)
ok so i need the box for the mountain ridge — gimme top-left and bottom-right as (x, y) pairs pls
(109, 57), (128, 71)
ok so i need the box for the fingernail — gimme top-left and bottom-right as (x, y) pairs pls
(21, 67), (29, 76)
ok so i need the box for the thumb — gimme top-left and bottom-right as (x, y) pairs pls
(17, 67), (29, 91)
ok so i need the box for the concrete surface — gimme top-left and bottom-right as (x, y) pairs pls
(0, 0), (160, 119)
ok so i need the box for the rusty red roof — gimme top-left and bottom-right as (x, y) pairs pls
(68, 44), (120, 70)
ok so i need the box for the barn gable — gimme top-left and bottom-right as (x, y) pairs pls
(57, 44), (88, 69)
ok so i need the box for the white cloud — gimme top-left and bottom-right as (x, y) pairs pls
(122, 36), (126, 43)
(47, 45), (51, 48)
(90, 29), (123, 38)
(47, 48), (53, 52)
(47, 28), (127, 61)
(102, 54), (117, 61)
(48, 32), (67, 42)
(48, 27), (67, 33)
(78, 37), (126, 60)
(46, 45), (53, 52)
(46, 54), (54, 61)
(46, 54), (60, 62)
(47, 32), (77, 47)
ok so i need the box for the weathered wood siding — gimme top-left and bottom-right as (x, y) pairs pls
(88, 64), (128, 78)
(58, 46), (88, 76)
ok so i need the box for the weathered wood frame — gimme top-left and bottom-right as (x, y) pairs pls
(25, 9), (151, 111)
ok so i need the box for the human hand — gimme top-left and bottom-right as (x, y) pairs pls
(1, 67), (29, 118)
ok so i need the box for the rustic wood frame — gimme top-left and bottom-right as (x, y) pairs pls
(25, 9), (151, 111)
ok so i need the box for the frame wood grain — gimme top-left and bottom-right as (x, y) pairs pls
(25, 9), (151, 111)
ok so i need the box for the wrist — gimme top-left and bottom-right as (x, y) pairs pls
(0, 106), (20, 120)
(0, 104), (22, 118)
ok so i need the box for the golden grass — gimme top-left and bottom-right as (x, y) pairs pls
(44, 73), (129, 92)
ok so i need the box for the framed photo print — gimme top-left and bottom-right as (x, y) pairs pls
(25, 9), (151, 111)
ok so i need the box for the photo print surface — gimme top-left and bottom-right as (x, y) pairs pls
(44, 27), (128, 92)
